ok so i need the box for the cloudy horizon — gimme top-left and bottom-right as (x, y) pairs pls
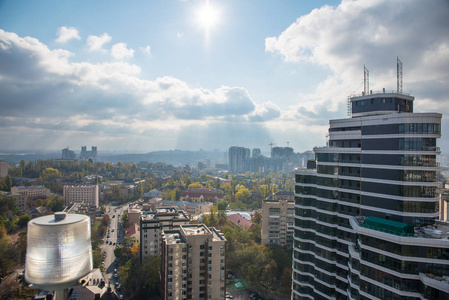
(1, 0), (448, 154)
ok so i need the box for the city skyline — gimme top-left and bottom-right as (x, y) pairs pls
(0, 0), (448, 153)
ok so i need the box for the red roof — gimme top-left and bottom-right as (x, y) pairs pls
(227, 214), (254, 230)
(181, 188), (224, 199)
(125, 224), (140, 238)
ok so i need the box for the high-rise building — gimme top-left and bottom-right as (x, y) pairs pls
(161, 224), (226, 300)
(62, 147), (76, 160)
(261, 191), (295, 247)
(228, 146), (250, 173)
(0, 160), (10, 178)
(140, 207), (190, 262)
(292, 89), (448, 299)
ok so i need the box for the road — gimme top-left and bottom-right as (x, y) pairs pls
(100, 204), (126, 297)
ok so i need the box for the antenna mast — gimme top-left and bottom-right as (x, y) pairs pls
(397, 57), (403, 94)
(364, 65), (369, 95)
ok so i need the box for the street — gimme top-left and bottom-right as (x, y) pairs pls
(100, 204), (127, 298)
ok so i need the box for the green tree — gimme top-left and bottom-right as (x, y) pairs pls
(217, 200), (228, 211)
(17, 214), (31, 228)
(4, 175), (12, 192)
(19, 160), (26, 176)
(47, 195), (65, 212)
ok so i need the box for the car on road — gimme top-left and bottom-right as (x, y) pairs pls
(114, 273), (118, 278)
(109, 241), (112, 245)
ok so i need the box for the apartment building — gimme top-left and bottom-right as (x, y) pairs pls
(140, 207), (190, 262)
(161, 224), (226, 300)
(63, 184), (99, 207)
(0, 160), (9, 178)
(11, 185), (50, 200)
(261, 191), (295, 247)
(292, 88), (448, 299)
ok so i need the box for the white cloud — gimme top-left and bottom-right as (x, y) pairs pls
(86, 33), (112, 52)
(55, 26), (81, 43)
(111, 42), (135, 60)
(0, 29), (282, 151)
(177, 32), (184, 38)
(266, 0), (449, 119)
(140, 45), (151, 55)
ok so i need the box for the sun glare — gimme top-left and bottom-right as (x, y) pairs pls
(196, 1), (220, 29)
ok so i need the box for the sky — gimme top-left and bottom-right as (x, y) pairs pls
(0, 0), (448, 154)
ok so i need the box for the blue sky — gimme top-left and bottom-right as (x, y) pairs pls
(0, 0), (448, 154)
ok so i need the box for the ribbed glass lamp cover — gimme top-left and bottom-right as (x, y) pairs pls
(25, 212), (93, 290)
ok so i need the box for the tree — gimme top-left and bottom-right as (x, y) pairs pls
(4, 175), (12, 192)
(188, 182), (203, 189)
(235, 186), (252, 204)
(47, 195), (65, 212)
(19, 160), (26, 176)
(252, 210), (262, 224)
(217, 200), (228, 211)
(17, 214), (31, 228)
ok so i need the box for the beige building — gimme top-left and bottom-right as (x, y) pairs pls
(439, 188), (449, 221)
(158, 200), (213, 216)
(161, 224), (226, 300)
(261, 191), (295, 247)
(140, 207), (190, 262)
(0, 161), (9, 178)
(11, 185), (50, 200)
(63, 184), (99, 207)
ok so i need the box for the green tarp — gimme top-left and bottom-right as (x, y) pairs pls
(363, 216), (414, 236)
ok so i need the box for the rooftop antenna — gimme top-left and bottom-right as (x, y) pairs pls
(287, 142), (289, 148)
(397, 57), (403, 94)
(364, 65), (369, 95)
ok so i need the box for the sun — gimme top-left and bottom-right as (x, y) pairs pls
(196, 1), (220, 29)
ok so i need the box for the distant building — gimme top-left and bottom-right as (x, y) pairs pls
(63, 184), (99, 207)
(158, 200), (213, 216)
(1, 190), (28, 210)
(440, 188), (449, 221)
(180, 188), (224, 204)
(80, 146), (98, 162)
(161, 224), (226, 300)
(61, 147), (76, 160)
(271, 146), (294, 159)
(142, 189), (162, 200)
(11, 185), (50, 200)
(228, 146), (250, 173)
(140, 207), (190, 262)
(261, 191), (294, 247)
(0, 160), (10, 178)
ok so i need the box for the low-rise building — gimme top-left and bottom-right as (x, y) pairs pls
(140, 207), (190, 262)
(261, 191), (295, 247)
(11, 185), (50, 200)
(63, 184), (99, 207)
(125, 224), (140, 243)
(227, 213), (255, 230)
(161, 224), (226, 300)
(158, 200), (213, 216)
(180, 188), (224, 204)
